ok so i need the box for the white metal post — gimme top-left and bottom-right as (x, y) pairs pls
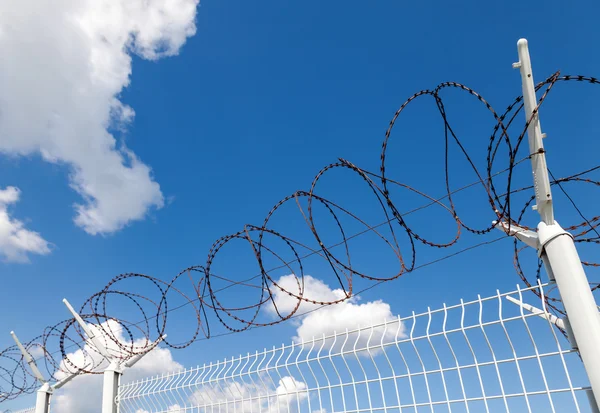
(62, 298), (166, 413)
(504, 38), (600, 404)
(10, 331), (50, 413)
(10, 330), (84, 413)
(33, 384), (50, 413)
(102, 361), (122, 413)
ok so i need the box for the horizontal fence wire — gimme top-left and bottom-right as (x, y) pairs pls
(10, 407), (35, 413)
(117, 282), (596, 413)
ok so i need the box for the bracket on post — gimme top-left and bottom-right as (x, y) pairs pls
(495, 39), (600, 410)
(504, 295), (578, 350)
(62, 299), (111, 360)
(10, 332), (46, 384)
(493, 219), (557, 282)
(10, 331), (86, 413)
(63, 298), (166, 413)
(493, 221), (538, 249)
(494, 220), (556, 281)
(505, 288), (594, 412)
(505, 295), (565, 329)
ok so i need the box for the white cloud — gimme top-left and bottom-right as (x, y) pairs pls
(267, 275), (403, 350)
(135, 404), (183, 413)
(275, 376), (308, 409)
(28, 344), (46, 359)
(51, 320), (182, 413)
(0, 186), (51, 262)
(0, 0), (199, 235)
(190, 375), (308, 413)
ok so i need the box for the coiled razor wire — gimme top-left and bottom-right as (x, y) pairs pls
(1, 72), (599, 402)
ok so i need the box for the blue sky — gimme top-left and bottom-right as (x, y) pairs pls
(1, 0), (600, 411)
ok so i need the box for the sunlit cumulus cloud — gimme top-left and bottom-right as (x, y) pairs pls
(52, 320), (182, 413)
(267, 275), (402, 349)
(0, 0), (199, 236)
(0, 186), (51, 262)
(186, 375), (307, 413)
(132, 376), (308, 413)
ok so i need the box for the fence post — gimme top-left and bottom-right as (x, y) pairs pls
(10, 331), (83, 413)
(33, 384), (50, 413)
(62, 299), (165, 413)
(496, 38), (600, 405)
(102, 361), (122, 413)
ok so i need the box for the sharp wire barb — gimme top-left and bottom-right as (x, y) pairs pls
(2, 73), (600, 403)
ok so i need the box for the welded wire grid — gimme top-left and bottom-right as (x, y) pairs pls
(117, 282), (596, 413)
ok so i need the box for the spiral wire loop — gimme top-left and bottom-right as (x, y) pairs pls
(1, 73), (598, 403)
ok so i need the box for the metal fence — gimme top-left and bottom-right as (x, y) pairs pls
(117, 282), (597, 413)
(10, 408), (35, 413)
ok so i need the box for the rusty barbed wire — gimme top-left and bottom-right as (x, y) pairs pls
(1, 72), (599, 403)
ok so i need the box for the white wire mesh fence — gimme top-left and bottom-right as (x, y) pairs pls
(117, 282), (597, 413)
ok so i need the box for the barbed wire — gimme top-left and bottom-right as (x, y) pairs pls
(1, 72), (599, 403)
(0, 160), (533, 397)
